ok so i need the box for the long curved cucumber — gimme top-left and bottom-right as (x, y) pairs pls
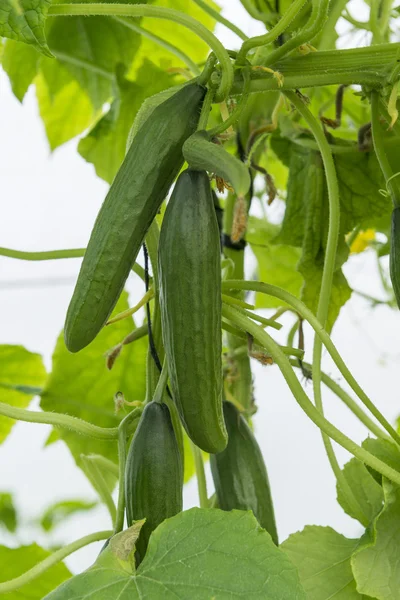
(158, 169), (227, 454)
(390, 206), (400, 308)
(210, 401), (279, 545)
(65, 82), (206, 352)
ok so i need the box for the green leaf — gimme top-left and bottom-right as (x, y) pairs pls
(282, 525), (364, 599)
(0, 0), (52, 56)
(40, 291), (147, 474)
(247, 216), (303, 309)
(0, 544), (71, 599)
(0, 493), (17, 533)
(46, 15), (141, 110)
(336, 457), (384, 525)
(352, 479), (400, 600)
(2, 39), (39, 101)
(78, 60), (173, 183)
(362, 438), (400, 485)
(44, 508), (307, 599)
(40, 500), (98, 532)
(36, 59), (96, 150)
(0, 345), (46, 443)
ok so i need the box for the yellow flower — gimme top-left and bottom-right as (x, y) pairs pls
(349, 229), (375, 254)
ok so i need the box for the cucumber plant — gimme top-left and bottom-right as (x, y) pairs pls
(2, 1), (400, 598)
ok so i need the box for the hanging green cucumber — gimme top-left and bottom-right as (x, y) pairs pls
(125, 401), (183, 564)
(390, 206), (400, 308)
(183, 130), (251, 199)
(65, 82), (206, 353)
(210, 401), (278, 545)
(158, 169), (227, 454)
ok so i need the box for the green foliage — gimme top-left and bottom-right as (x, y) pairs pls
(41, 291), (147, 472)
(44, 509), (307, 599)
(0, 544), (71, 598)
(2, 40), (39, 101)
(0, 493), (17, 532)
(282, 526), (364, 599)
(0, 0), (52, 56)
(336, 457), (383, 525)
(0, 345), (46, 443)
(40, 500), (97, 532)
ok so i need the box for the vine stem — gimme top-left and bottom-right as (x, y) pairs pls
(222, 280), (400, 446)
(264, 0), (330, 65)
(239, 0), (276, 23)
(193, 0), (248, 41)
(283, 91), (355, 523)
(190, 441), (208, 508)
(0, 530), (112, 593)
(289, 360), (388, 441)
(0, 402), (119, 439)
(81, 455), (117, 526)
(223, 304), (400, 487)
(237, 0), (309, 63)
(153, 357), (169, 404)
(208, 67), (251, 136)
(371, 90), (400, 207)
(48, 4), (233, 102)
(112, 16), (200, 75)
(115, 408), (142, 534)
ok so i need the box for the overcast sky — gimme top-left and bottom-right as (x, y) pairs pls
(1, 0), (397, 574)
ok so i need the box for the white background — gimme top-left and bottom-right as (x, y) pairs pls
(1, 0), (398, 574)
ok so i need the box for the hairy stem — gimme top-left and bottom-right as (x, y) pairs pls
(191, 441), (209, 508)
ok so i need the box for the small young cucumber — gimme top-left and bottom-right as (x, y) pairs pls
(391, 206), (400, 308)
(183, 130), (251, 198)
(125, 401), (183, 564)
(158, 169), (227, 454)
(64, 82), (206, 352)
(210, 401), (278, 545)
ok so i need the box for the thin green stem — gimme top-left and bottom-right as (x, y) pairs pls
(81, 455), (117, 526)
(223, 304), (400, 487)
(243, 308), (282, 330)
(370, 0), (383, 44)
(342, 10), (371, 32)
(290, 359), (388, 441)
(193, 0), (248, 41)
(115, 408), (142, 533)
(0, 402), (119, 439)
(112, 16), (200, 75)
(48, 4), (233, 102)
(190, 441), (208, 508)
(208, 68), (251, 136)
(53, 50), (114, 80)
(237, 0), (309, 63)
(198, 87), (216, 130)
(0, 530), (112, 593)
(239, 0), (276, 23)
(153, 357), (169, 404)
(371, 90), (400, 207)
(222, 280), (400, 446)
(285, 89), (347, 520)
(264, 0), (330, 65)
(319, 0), (353, 49)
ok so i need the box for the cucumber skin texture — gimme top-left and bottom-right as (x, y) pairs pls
(183, 130), (251, 198)
(390, 207), (400, 308)
(159, 169), (227, 454)
(125, 401), (183, 564)
(64, 83), (206, 353)
(210, 401), (279, 545)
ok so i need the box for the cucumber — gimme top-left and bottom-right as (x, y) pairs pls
(183, 130), (251, 198)
(125, 401), (183, 564)
(65, 82), (206, 352)
(158, 169), (227, 454)
(210, 401), (278, 545)
(390, 206), (400, 308)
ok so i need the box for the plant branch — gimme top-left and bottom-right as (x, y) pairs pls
(193, 0), (248, 41)
(191, 441), (208, 508)
(0, 530), (112, 593)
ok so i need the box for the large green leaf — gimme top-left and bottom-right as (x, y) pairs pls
(352, 479), (400, 600)
(0, 345), (46, 443)
(336, 457), (383, 525)
(0, 0), (52, 56)
(78, 60), (173, 183)
(2, 39), (39, 101)
(40, 291), (147, 470)
(36, 59), (96, 150)
(0, 544), (71, 599)
(0, 493), (17, 533)
(45, 509), (307, 599)
(282, 526), (365, 599)
(362, 438), (400, 485)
